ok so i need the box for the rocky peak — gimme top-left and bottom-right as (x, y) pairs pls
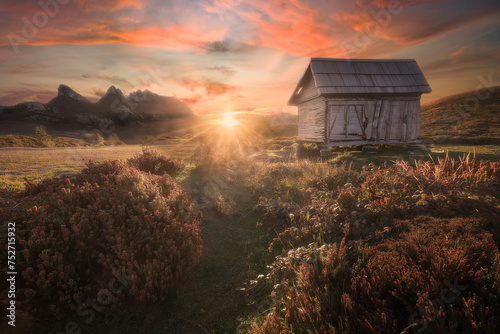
(105, 85), (125, 98)
(98, 85), (129, 105)
(57, 84), (90, 103)
(127, 89), (160, 104)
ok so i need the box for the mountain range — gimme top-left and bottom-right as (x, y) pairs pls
(0, 85), (194, 128)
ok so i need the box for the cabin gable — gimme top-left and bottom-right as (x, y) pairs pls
(289, 68), (320, 105)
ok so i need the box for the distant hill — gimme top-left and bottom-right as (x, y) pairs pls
(0, 85), (194, 128)
(421, 86), (500, 144)
(237, 112), (298, 137)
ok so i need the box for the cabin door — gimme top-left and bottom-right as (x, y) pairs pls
(328, 104), (365, 141)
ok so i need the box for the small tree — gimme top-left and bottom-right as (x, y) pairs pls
(140, 136), (156, 146)
(35, 125), (54, 147)
(106, 132), (124, 145)
(83, 132), (105, 146)
(35, 125), (51, 140)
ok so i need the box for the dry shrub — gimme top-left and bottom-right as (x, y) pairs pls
(255, 156), (500, 250)
(248, 156), (500, 333)
(127, 147), (185, 176)
(254, 217), (500, 333)
(7, 158), (201, 325)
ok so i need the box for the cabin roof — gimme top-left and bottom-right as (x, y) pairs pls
(288, 58), (432, 106)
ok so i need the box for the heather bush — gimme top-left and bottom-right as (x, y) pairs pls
(127, 147), (185, 176)
(252, 217), (500, 333)
(211, 194), (238, 217)
(253, 156), (500, 250)
(9, 158), (202, 326)
(246, 155), (500, 333)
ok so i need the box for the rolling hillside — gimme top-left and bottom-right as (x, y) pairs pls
(421, 86), (500, 144)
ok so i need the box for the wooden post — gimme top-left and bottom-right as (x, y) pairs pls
(371, 100), (382, 140)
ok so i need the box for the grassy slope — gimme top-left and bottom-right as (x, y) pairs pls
(0, 134), (85, 148)
(421, 86), (500, 144)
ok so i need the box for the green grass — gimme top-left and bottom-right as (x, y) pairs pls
(167, 160), (276, 333)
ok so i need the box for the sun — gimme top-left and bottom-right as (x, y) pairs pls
(218, 113), (240, 127)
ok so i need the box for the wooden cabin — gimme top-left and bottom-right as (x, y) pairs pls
(288, 58), (431, 146)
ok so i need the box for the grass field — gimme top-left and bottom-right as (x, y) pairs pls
(0, 139), (199, 194)
(1, 136), (499, 333)
(2, 140), (498, 195)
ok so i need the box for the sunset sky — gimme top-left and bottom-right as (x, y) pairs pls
(1, 0), (499, 115)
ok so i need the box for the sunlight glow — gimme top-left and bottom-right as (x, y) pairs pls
(218, 113), (240, 127)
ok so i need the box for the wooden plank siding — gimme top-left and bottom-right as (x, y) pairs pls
(297, 96), (326, 142)
(327, 104), (364, 141)
(323, 97), (422, 145)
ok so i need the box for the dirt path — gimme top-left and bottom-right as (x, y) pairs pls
(169, 165), (271, 333)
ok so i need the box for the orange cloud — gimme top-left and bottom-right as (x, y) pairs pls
(112, 25), (226, 49)
(204, 81), (235, 96)
(180, 95), (202, 105)
(175, 78), (237, 97)
(233, 1), (341, 56)
(77, 0), (144, 12)
(452, 45), (472, 57)
(0, 0), (226, 50)
(357, 0), (447, 8)
(1, 0), (499, 60)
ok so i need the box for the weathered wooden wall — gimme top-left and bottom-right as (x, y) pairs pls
(298, 96), (326, 142)
(303, 97), (423, 145)
(295, 74), (325, 142)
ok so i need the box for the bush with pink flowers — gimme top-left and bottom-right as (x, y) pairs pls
(9, 155), (201, 324)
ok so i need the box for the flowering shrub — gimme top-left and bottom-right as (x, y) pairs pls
(252, 217), (500, 333)
(127, 147), (185, 176)
(252, 156), (500, 250)
(246, 155), (500, 333)
(10, 158), (202, 323)
(212, 194), (238, 217)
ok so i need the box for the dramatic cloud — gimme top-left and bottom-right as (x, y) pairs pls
(0, 0), (499, 112)
(82, 73), (135, 88)
(207, 66), (238, 77)
(180, 94), (202, 105)
(0, 86), (56, 105)
(175, 78), (237, 97)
